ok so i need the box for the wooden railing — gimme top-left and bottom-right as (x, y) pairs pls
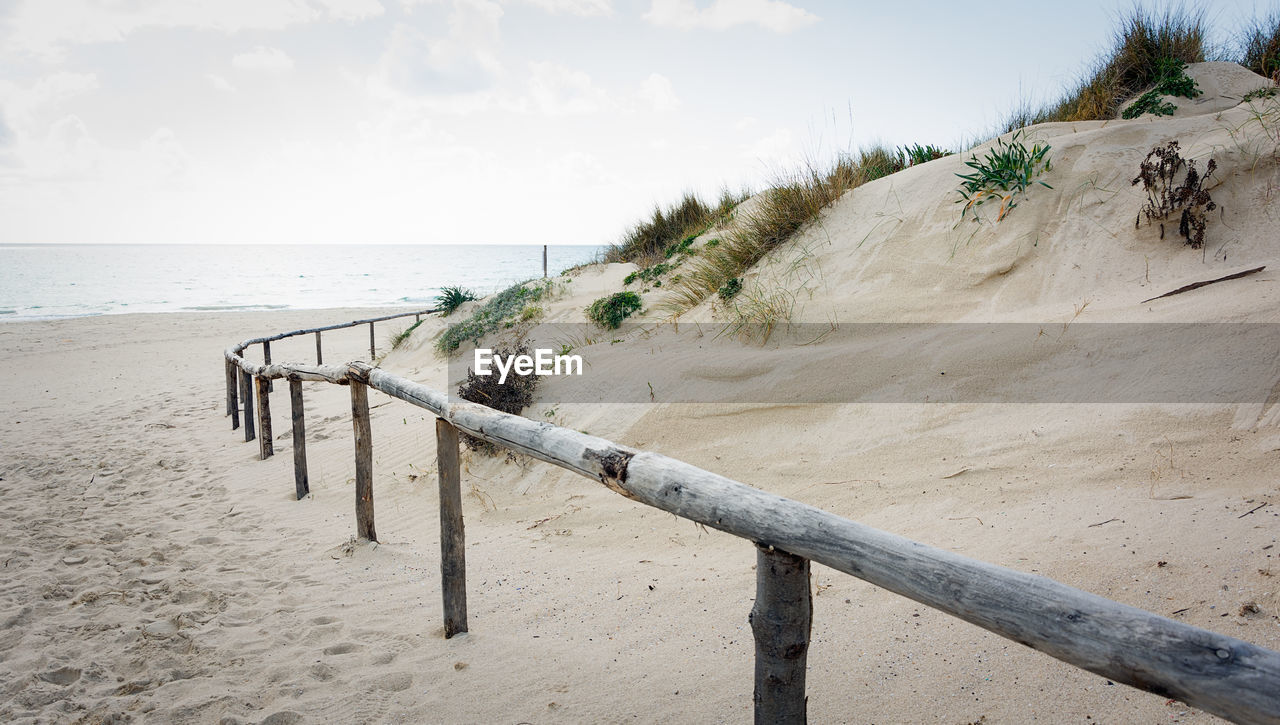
(222, 314), (1280, 725)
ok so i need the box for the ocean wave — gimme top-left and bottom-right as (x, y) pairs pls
(182, 304), (292, 311)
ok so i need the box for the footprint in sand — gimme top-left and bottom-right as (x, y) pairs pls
(322, 642), (363, 656)
(37, 666), (81, 685)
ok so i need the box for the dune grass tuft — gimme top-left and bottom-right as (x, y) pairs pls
(1003, 6), (1208, 131)
(435, 279), (554, 355)
(604, 188), (750, 265)
(1239, 12), (1280, 81)
(660, 153), (866, 316)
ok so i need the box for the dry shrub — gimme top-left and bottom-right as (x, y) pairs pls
(456, 343), (538, 456)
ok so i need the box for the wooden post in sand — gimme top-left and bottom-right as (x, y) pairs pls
(226, 359), (239, 428)
(315, 331), (323, 364)
(351, 380), (376, 542)
(262, 341), (273, 392)
(435, 418), (467, 637)
(289, 379), (309, 500)
(543, 244), (548, 278)
(369, 321), (376, 361)
(751, 545), (811, 725)
(239, 367), (255, 442)
(255, 376), (273, 460)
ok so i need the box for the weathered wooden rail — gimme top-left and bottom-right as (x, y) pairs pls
(223, 315), (1280, 725)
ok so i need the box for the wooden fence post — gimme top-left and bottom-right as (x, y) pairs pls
(351, 380), (376, 542)
(240, 367), (255, 442)
(369, 321), (376, 361)
(289, 378), (309, 500)
(255, 376), (273, 460)
(751, 545), (811, 725)
(435, 418), (467, 638)
(263, 341), (273, 392)
(227, 359), (240, 429)
(315, 331), (323, 364)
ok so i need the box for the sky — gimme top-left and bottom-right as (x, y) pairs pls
(0, 0), (1269, 245)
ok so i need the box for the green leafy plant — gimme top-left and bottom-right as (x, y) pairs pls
(1131, 140), (1218, 248)
(586, 291), (642, 329)
(664, 234), (698, 258)
(1243, 86), (1279, 102)
(457, 343), (539, 456)
(1121, 58), (1201, 119)
(901, 143), (951, 167)
(624, 262), (672, 286)
(956, 131), (1053, 222)
(717, 277), (742, 301)
(436, 286), (478, 316)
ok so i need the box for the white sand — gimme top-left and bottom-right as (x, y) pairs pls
(3, 63), (1280, 723)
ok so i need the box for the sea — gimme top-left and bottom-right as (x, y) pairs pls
(0, 244), (605, 322)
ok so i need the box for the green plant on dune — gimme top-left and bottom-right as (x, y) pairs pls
(586, 291), (642, 329)
(1243, 86), (1279, 102)
(1121, 58), (1201, 119)
(435, 279), (553, 355)
(956, 130), (1053, 223)
(436, 286), (478, 316)
(901, 143), (951, 167)
(717, 277), (743, 301)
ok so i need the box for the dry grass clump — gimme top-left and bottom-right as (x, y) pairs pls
(1003, 6), (1208, 131)
(1239, 12), (1280, 81)
(604, 188), (748, 265)
(662, 149), (885, 315)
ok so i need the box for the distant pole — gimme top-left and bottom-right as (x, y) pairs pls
(543, 244), (548, 278)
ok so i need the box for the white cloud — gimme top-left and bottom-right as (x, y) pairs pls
(206, 74), (237, 92)
(2, 0), (383, 60)
(232, 46), (295, 74)
(371, 1), (505, 100)
(140, 127), (192, 182)
(510, 0), (612, 16)
(637, 73), (679, 112)
(528, 61), (611, 115)
(313, 0), (386, 21)
(643, 0), (818, 33)
(745, 127), (794, 163)
(0, 72), (99, 134)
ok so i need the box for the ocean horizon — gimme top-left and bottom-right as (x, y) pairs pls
(0, 243), (605, 322)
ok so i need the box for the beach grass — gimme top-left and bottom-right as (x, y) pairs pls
(1002, 6), (1209, 132)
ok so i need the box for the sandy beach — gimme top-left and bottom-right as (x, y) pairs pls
(2, 273), (1278, 724)
(4, 47), (1280, 724)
